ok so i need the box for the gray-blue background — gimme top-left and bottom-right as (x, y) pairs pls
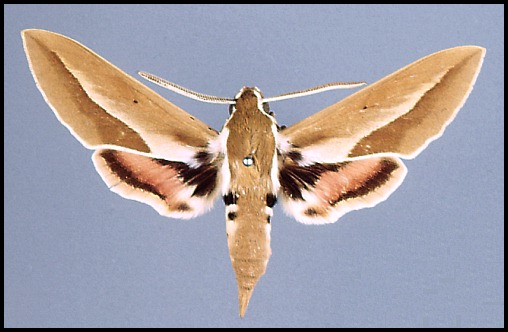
(4, 4), (504, 327)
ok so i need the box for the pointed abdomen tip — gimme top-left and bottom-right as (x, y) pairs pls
(238, 287), (253, 317)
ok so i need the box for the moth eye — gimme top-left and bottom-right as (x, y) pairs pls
(262, 103), (271, 115)
(242, 155), (254, 167)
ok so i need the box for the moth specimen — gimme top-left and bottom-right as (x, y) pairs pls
(22, 29), (485, 317)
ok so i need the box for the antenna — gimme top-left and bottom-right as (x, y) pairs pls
(139, 71), (235, 104)
(139, 71), (366, 104)
(262, 81), (366, 103)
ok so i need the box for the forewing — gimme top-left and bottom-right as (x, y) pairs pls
(22, 29), (218, 162)
(93, 149), (221, 219)
(280, 46), (485, 163)
(278, 46), (484, 223)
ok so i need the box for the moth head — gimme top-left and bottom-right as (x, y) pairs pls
(234, 86), (263, 99)
(230, 86), (270, 116)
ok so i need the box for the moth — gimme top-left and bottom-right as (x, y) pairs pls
(22, 29), (485, 317)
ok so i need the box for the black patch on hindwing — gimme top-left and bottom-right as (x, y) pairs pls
(279, 162), (341, 200)
(153, 152), (218, 197)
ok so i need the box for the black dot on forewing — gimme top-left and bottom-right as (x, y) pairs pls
(227, 211), (237, 220)
(287, 150), (303, 163)
(194, 151), (211, 163)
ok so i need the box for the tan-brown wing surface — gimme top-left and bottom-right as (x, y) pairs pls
(22, 29), (217, 162)
(281, 46), (485, 162)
